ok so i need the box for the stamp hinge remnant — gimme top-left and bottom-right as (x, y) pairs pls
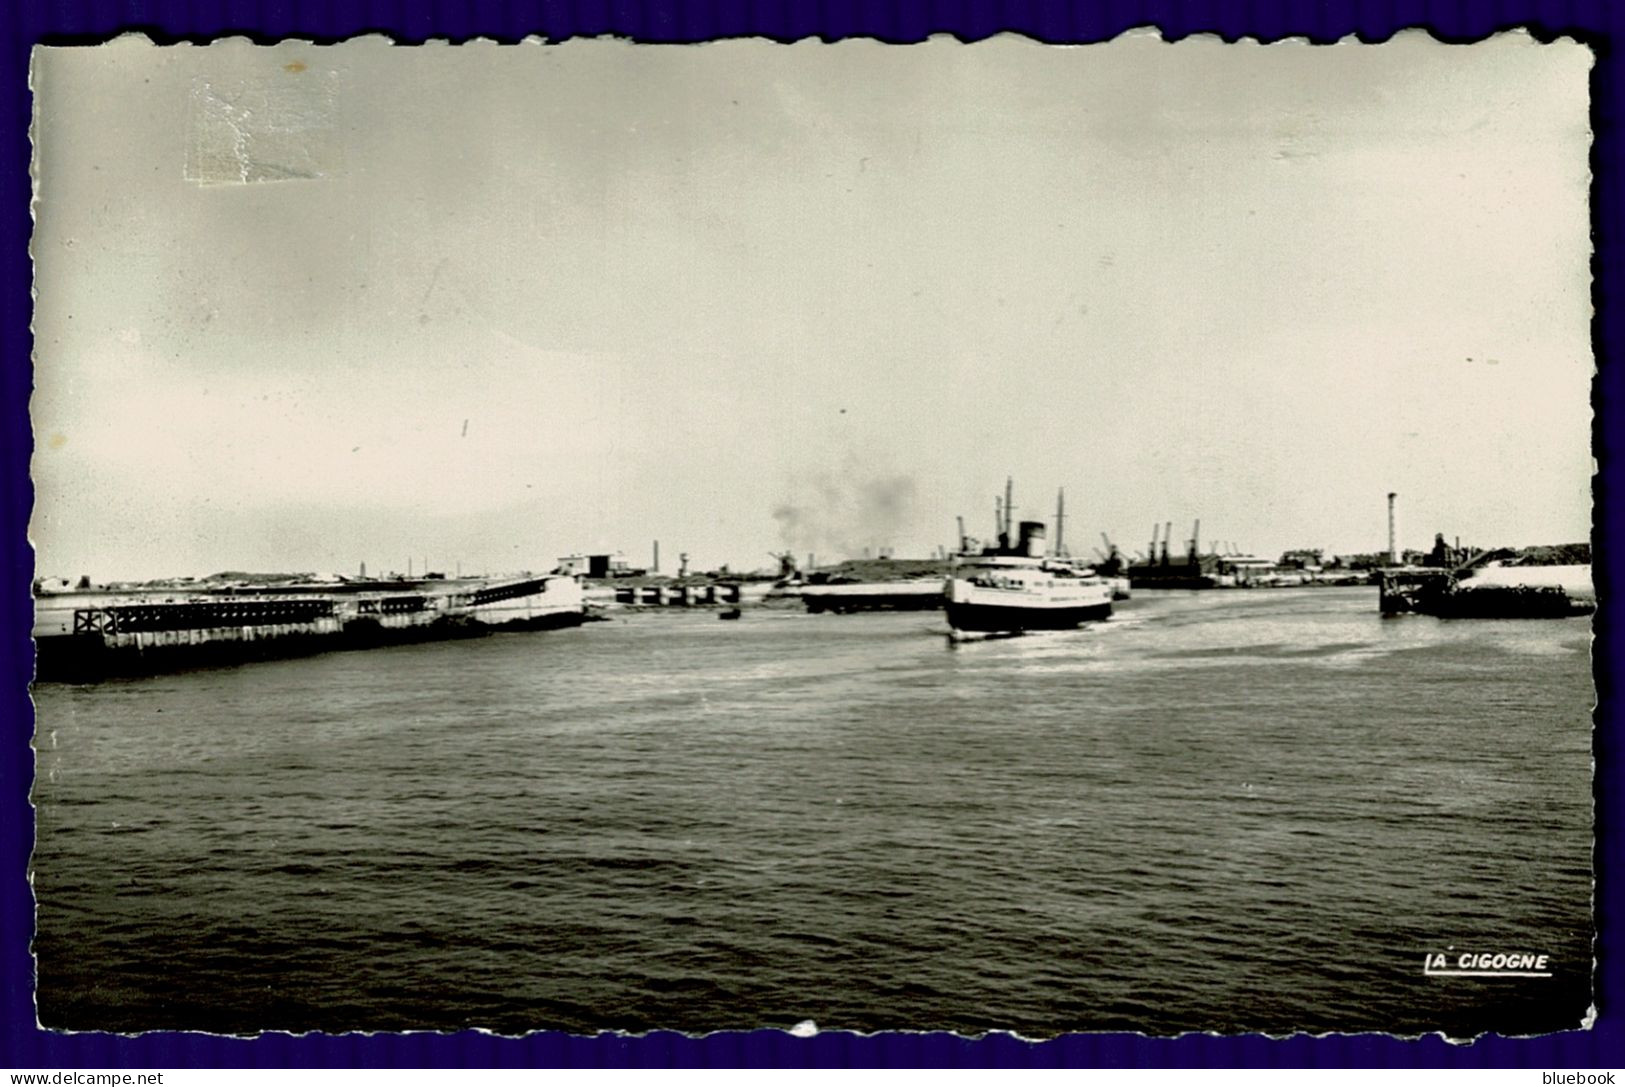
(184, 70), (339, 186)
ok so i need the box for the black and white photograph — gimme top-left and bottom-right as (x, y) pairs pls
(26, 33), (1595, 1039)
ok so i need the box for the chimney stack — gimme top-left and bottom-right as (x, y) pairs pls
(1387, 493), (1398, 565)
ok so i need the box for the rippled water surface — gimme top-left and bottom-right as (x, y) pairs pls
(31, 588), (1594, 1037)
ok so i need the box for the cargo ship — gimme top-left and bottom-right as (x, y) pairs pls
(799, 580), (944, 613)
(945, 513), (1113, 640)
(33, 573), (588, 681)
(1126, 520), (1220, 590)
(763, 556), (950, 614)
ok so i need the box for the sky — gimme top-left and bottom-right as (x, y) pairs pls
(29, 33), (1593, 580)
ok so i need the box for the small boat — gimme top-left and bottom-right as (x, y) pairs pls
(718, 607), (743, 620)
(945, 514), (1113, 639)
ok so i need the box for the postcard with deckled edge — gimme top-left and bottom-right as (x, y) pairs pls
(27, 33), (1595, 1041)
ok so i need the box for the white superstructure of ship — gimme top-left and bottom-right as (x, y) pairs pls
(944, 483), (1113, 640)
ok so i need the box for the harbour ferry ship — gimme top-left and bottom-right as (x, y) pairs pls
(945, 516), (1113, 640)
(33, 572), (588, 681)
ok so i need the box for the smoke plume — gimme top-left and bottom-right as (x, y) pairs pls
(772, 474), (918, 560)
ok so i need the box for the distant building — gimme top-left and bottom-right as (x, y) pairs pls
(1335, 552), (1394, 570)
(556, 554), (600, 577)
(556, 553), (644, 578)
(1217, 555), (1278, 585)
(1278, 548), (1324, 571)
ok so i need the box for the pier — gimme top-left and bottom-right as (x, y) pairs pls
(609, 584), (744, 607)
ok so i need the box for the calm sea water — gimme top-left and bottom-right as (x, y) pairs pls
(30, 587), (1594, 1038)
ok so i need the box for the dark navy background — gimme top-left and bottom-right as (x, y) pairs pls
(2, 0), (1620, 1070)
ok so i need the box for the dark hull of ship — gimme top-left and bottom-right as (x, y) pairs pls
(946, 599), (1112, 633)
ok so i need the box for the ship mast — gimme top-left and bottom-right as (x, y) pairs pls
(1004, 477), (1015, 543)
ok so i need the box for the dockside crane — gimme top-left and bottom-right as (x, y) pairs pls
(1095, 532), (1121, 572)
(769, 551), (799, 580)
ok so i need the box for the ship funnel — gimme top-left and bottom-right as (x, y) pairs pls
(1017, 520), (1046, 557)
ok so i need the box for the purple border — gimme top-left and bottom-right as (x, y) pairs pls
(2, 0), (1619, 1069)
